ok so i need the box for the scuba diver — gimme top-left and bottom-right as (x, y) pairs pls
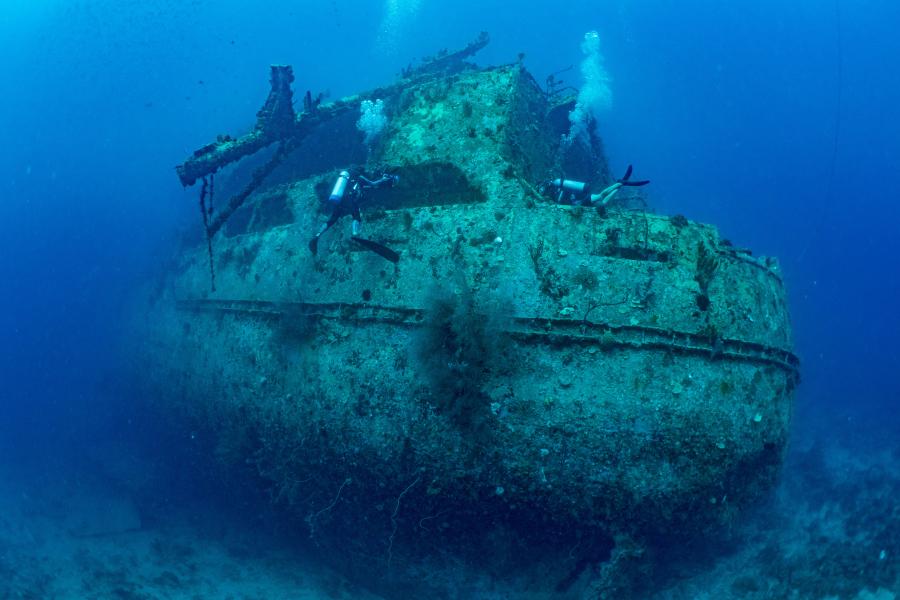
(542, 164), (649, 206)
(309, 168), (400, 262)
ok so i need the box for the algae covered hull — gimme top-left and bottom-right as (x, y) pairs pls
(135, 55), (798, 593)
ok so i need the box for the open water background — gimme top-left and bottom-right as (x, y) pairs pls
(0, 1), (897, 597)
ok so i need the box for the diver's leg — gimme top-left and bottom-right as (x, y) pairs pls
(591, 182), (623, 206)
(351, 206), (362, 237)
(310, 207), (343, 254)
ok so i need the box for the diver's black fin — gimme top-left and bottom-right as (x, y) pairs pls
(620, 164), (633, 182)
(351, 237), (400, 263)
(309, 236), (318, 255)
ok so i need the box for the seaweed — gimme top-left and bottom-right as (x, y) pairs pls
(670, 214), (688, 228)
(694, 242), (719, 311)
(528, 238), (569, 300)
(572, 264), (600, 291)
(414, 283), (511, 433)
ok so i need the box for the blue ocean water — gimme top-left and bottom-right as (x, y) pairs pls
(0, 1), (897, 597)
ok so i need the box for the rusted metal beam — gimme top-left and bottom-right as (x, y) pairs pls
(175, 65), (297, 187)
(175, 33), (492, 189)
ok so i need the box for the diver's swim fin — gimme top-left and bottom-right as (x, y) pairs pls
(309, 236), (318, 255)
(351, 237), (400, 263)
(618, 164), (649, 187)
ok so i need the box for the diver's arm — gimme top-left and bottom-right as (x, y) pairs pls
(358, 173), (398, 189)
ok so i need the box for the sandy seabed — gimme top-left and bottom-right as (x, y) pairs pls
(1, 412), (897, 599)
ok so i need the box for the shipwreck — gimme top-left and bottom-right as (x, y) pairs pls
(132, 34), (799, 597)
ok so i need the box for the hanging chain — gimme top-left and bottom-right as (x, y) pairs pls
(198, 176), (216, 292)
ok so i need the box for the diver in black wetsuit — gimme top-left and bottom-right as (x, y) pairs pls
(309, 169), (399, 260)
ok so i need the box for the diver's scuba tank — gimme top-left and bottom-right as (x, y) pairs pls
(548, 178), (590, 203)
(329, 170), (351, 203)
(551, 178), (589, 194)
